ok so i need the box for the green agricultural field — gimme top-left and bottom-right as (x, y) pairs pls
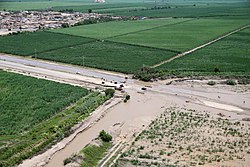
(0, 0), (92, 11)
(0, 70), (112, 166)
(51, 18), (189, 39)
(0, 0), (164, 11)
(156, 28), (250, 75)
(0, 29), (176, 73)
(111, 2), (250, 18)
(37, 41), (176, 73)
(0, 70), (87, 135)
(111, 18), (250, 52)
(52, 2), (157, 13)
(0, 31), (94, 56)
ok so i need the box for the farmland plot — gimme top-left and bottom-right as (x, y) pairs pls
(51, 18), (188, 39)
(0, 31), (94, 56)
(111, 3), (250, 18)
(37, 41), (175, 73)
(156, 28), (250, 75)
(111, 18), (250, 52)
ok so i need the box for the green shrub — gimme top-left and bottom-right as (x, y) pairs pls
(104, 89), (115, 98)
(207, 81), (216, 86)
(61, 23), (69, 28)
(131, 159), (139, 165)
(63, 157), (72, 165)
(238, 78), (250, 85)
(99, 130), (112, 142)
(124, 94), (130, 103)
(63, 153), (78, 165)
(225, 79), (237, 85)
(214, 67), (220, 73)
(125, 95), (130, 100)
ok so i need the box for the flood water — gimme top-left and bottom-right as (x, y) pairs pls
(46, 89), (169, 167)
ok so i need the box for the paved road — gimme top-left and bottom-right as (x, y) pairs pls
(0, 54), (128, 84)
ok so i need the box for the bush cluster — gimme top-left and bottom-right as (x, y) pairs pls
(226, 79), (237, 85)
(99, 130), (112, 142)
(104, 88), (115, 98)
(207, 81), (216, 86)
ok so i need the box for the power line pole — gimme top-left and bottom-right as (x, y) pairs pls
(35, 48), (37, 59)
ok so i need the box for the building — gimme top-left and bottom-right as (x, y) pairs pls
(95, 0), (105, 3)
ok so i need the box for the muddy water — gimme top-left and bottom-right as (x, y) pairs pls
(152, 83), (250, 111)
(45, 89), (170, 167)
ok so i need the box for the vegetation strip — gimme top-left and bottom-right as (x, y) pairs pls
(63, 130), (113, 166)
(103, 40), (180, 54)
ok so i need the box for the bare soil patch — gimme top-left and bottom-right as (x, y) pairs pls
(118, 107), (250, 166)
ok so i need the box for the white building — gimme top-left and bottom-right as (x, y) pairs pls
(95, 0), (105, 3)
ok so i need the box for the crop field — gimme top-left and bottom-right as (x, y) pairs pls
(111, 18), (250, 52)
(0, 0), (93, 11)
(0, 31), (93, 56)
(52, 17), (249, 52)
(51, 18), (188, 39)
(0, 70), (111, 166)
(0, 70), (88, 135)
(51, 2), (158, 13)
(1, 17), (249, 74)
(37, 40), (175, 73)
(0, 30), (176, 73)
(111, 3), (250, 18)
(0, 0), (164, 11)
(157, 27), (250, 75)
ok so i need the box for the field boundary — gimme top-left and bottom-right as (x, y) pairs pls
(52, 2), (156, 11)
(28, 31), (97, 55)
(33, 33), (180, 56)
(106, 18), (195, 40)
(105, 39), (181, 53)
(30, 30), (180, 56)
(151, 23), (250, 68)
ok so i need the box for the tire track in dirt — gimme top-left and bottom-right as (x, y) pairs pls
(151, 23), (250, 68)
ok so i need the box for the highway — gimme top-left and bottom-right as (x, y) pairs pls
(0, 54), (128, 85)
